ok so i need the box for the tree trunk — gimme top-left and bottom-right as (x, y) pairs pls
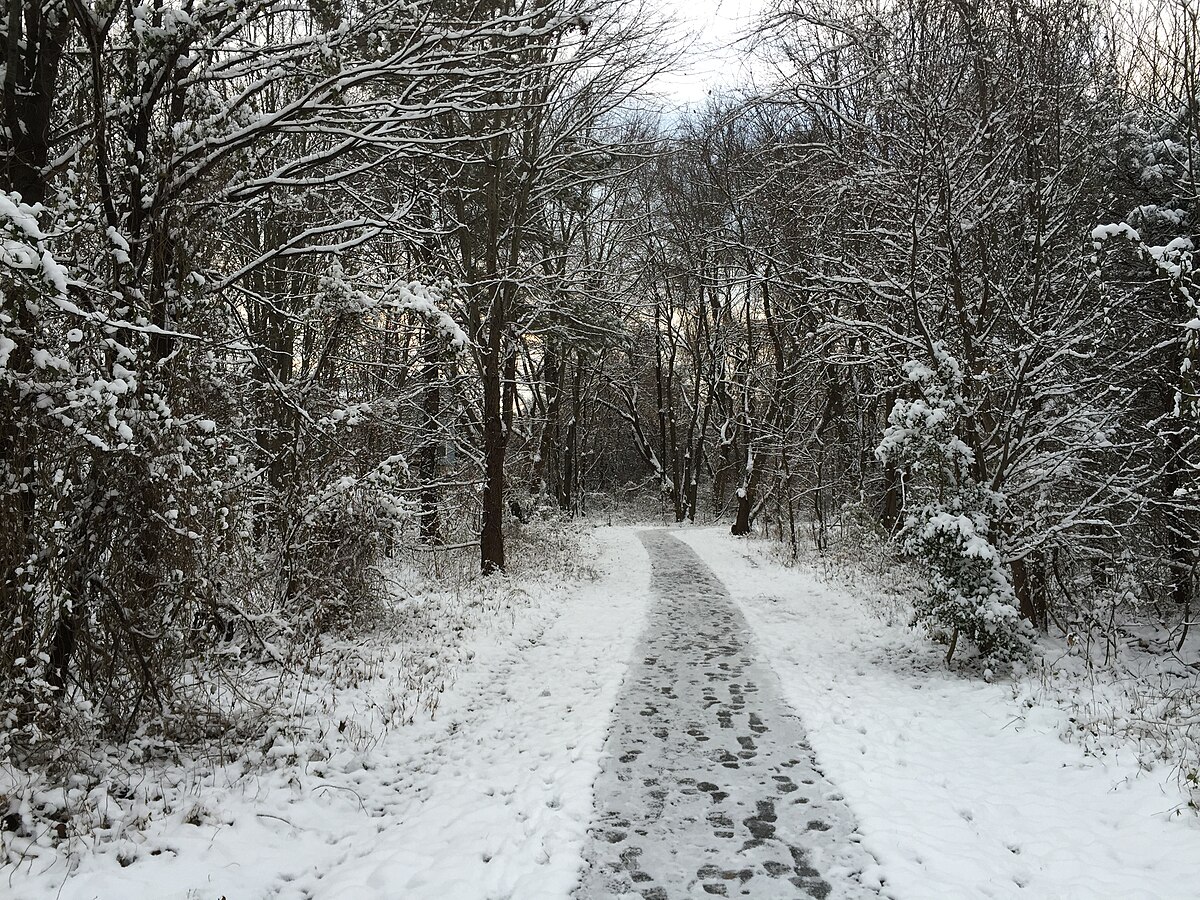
(481, 428), (506, 573)
(881, 458), (903, 533)
(1, 6), (70, 663)
(536, 339), (561, 506)
(1165, 430), (1195, 610)
(480, 286), (508, 574)
(731, 488), (753, 536)
(419, 330), (441, 544)
(1012, 555), (1047, 629)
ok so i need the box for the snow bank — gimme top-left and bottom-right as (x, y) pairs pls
(4, 527), (651, 900)
(675, 528), (1200, 900)
(312, 526), (651, 900)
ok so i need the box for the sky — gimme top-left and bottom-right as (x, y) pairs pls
(653, 0), (767, 106)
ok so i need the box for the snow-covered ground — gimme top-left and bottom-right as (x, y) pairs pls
(8, 523), (1200, 899)
(3, 527), (652, 900)
(676, 527), (1200, 900)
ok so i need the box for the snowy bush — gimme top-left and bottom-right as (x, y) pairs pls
(878, 344), (1031, 661)
(903, 503), (1029, 660)
(0, 193), (242, 753)
(273, 470), (409, 640)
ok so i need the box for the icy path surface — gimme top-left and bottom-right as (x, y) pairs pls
(577, 530), (880, 900)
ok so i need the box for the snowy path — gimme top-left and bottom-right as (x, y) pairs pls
(675, 528), (1200, 900)
(7, 527), (654, 900)
(576, 531), (880, 900)
(14, 525), (1200, 900)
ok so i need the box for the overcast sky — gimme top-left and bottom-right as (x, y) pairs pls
(652, 0), (766, 106)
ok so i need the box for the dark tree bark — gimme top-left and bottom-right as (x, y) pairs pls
(419, 329), (442, 543)
(731, 488), (753, 536)
(881, 458), (903, 533)
(0, 0), (71, 659)
(535, 338), (562, 505)
(1012, 555), (1047, 630)
(480, 287), (508, 574)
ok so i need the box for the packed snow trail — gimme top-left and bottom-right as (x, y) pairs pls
(576, 530), (880, 900)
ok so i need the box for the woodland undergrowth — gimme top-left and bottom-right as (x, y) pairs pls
(0, 518), (595, 874)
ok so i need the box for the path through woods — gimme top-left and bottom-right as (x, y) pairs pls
(576, 531), (880, 899)
(11, 527), (1200, 900)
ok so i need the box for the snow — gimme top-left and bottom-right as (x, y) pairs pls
(10, 524), (1200, 899)
(3, 527), (651, 900)
(674, 527), (1200, 900)
(1091, 222), (1140, 245)
(0, 192), (47, 241)
(36, 250), (68, 296)
(0, 192), (68, 296)
(309, 529), (651, 900)
(391, 281), (469, 349)
(30, 348), (68, 371)
(105, 226), (132, 266)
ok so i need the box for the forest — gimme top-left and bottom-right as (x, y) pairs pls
(2, 0), (1200, 892)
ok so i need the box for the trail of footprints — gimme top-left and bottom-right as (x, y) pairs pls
(576, 531), (880, 900)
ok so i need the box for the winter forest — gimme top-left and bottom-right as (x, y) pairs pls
(3, 0), (1200, 896)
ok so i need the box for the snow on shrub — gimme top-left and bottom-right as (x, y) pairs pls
(877, 343), (1030, 662)
(1092, 221), (1198, 449)
(0, 190), (250, 755)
